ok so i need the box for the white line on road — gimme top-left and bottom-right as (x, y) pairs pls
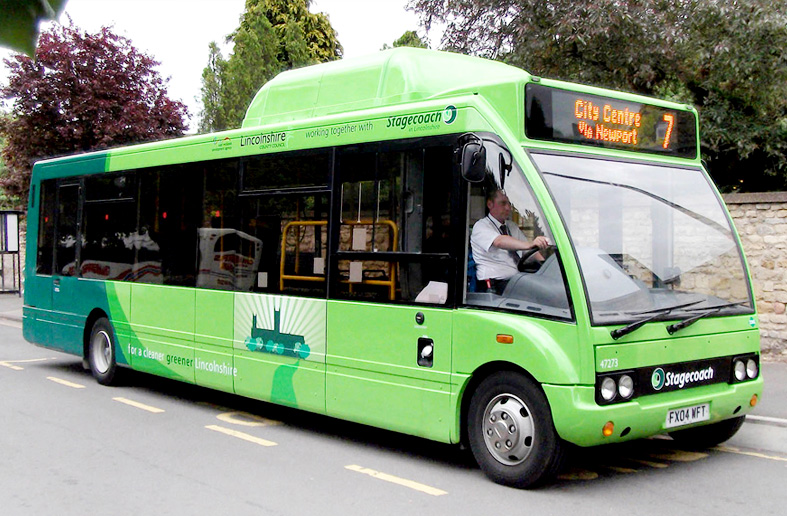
(747, 414), (787, 428)
(345, 465), (448, 496)
(113, 397), (165, 413)
(205, 424), (277, 447)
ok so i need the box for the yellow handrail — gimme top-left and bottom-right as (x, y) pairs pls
(279, 219), (398, 300)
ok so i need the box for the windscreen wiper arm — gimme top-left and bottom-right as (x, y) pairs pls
(666, 301), (747, 335)
(610, 300), (705, 340)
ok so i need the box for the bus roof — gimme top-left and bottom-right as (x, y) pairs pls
(242, 47), (528, 128)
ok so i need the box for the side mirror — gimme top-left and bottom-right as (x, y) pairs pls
(460, 141), (486, 183)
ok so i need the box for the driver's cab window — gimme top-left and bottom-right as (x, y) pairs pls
(466, 141), (570, 320)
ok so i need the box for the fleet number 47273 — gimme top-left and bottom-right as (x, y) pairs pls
(599, 358), (619, 369)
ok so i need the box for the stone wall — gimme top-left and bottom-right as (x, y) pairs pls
(723, 192), (787, 359)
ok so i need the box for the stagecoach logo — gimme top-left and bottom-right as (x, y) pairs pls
(651, 368), (666, 390)
(651, 365), (716, 391)
(386, 105), (458, 132)
(443, 105), (457, 124)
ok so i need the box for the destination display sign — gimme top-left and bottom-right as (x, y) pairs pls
(526, 83), (697, 159)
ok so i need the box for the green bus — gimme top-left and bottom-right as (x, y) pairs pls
(23, 48), (762, 487)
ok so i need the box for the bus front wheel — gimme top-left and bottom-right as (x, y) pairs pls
(88, 318), (119, 386)
(467, 372), (564, 488)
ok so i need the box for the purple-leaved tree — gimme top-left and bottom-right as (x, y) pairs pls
(0, 22), (188, 206)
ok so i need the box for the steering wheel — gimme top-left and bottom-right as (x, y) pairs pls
(517, 245), (555, 273)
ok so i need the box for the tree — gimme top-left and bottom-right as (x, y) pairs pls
(198, 0), (342, 133)
(408, 0), (787, 192)
(0, 23), (188, 204)
(0, 0), (67, 55)
(382, 30), (429, 50)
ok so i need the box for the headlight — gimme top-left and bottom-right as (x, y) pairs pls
(746, 358), (758, 379)
(734, 360), (746, 381)
(600, 377), (617, 401)
(618, 374), (634, 399)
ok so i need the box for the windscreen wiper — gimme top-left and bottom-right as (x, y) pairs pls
(666, 301), (747, 335)
(610, 300), (705, 340)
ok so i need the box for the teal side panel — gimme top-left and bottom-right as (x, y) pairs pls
(233, 293), (326, 414)
(24, 153), (109, 350)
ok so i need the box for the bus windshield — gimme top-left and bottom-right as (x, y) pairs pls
(532, 152), (753, 325)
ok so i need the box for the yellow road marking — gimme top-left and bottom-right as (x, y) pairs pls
(558, 468), (599, 481)
(0, 357), (56, 370)
(113, 397), (165, 413)
(216, 411), (281, 427)
(648, 449), (708, 462)
(46, 376), (86, 389)
(345, 465), (448, 496)
(629, 458), (669, 469)
(715, 445), (787, 463)
(602, 465), (639, 474)
(205, 425), (277, 447)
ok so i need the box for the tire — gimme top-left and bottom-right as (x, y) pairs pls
(668, 416), (745, 449)
(88, 317), (119, 386)
(467, 372), (564, 488)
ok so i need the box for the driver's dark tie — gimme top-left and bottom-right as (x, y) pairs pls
(500, 224), (520, 266)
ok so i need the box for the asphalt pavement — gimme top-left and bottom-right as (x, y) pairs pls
(1, 291), (784, 421)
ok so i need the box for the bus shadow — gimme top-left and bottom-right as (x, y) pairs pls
(35, 359), (719, 487)
(65, 362), (478, 472)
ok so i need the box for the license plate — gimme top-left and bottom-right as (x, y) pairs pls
(665, 403), (710, 429)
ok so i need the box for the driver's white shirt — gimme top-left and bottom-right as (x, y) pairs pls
(471, 215), (527, 281)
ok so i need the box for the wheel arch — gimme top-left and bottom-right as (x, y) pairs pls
(458, 361), (549, 447)
(83, 308), (110, 361)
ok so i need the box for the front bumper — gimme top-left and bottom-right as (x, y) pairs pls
(544, 376), (763, 447)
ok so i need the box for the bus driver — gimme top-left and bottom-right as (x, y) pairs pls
(471, 189), (549, 294)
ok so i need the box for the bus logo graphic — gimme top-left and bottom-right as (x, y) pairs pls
(443, 105), (457, 125)
(245, 310), (311, 359)
(651, 368), (666, 390)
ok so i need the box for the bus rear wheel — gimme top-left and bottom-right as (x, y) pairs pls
(467, 372), (564, 488)
(88, 317), (119, 386)
(668, 416), (745, 449)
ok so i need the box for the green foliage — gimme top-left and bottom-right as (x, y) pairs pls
(382, 30), (429, 50)
(0, 0), (67, 55)
(409, 0), (787, 192)
(199, 0), (342, 133)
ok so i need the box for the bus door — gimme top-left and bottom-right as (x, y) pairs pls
(325, 143), (458, 442)
(50, 181), (83, 353)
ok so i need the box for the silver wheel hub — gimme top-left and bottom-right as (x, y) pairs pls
(482, 393), (535, 466)
(91, 330), (112, 374)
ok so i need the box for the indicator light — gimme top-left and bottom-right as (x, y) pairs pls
(602, 421), (615, 437)
(496, 334), (514, 344)
(750, 394), (758, 407)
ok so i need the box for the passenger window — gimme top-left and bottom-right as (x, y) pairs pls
(332, 143), (455, 304)
(81, 174), (138, 281)
(36, 180), (56, 275)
